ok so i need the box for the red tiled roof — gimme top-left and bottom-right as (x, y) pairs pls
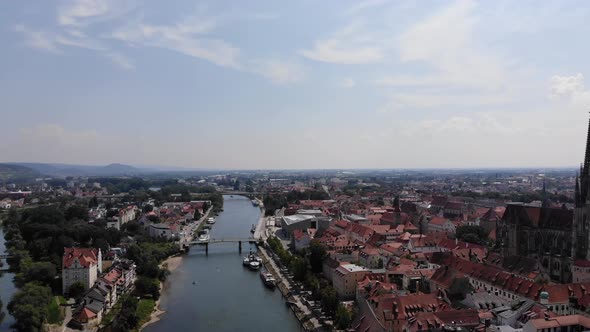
(63, 247), (99, 269)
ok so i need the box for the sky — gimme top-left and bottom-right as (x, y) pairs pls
(1, 0), (590, 170)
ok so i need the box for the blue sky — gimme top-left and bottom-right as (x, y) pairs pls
(1, 0), (590, 169)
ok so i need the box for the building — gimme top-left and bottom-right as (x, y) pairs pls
(291, 229), (311, 251)
(280, 214), (330, 236)
(427, 217), (456, 234)
(332, 263), (370, 299)
(523, 314), (590, 332)
(574, 120), (590, 265)
(497, 203), (573, 282)
(149, 223), (176, 239)
(63, 247), (102, 295)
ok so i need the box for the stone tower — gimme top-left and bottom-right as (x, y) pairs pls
(573, 117), (590, 260)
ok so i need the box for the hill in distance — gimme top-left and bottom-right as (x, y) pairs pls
(0, 164), (41, 182)
(7, 162), (143, 177)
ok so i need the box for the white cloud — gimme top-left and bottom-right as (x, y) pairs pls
(378, 92), (512, 113)
(111, 19), (241, 69)
(58, 0), (135, 26)
(105, 52), (134, 69)
(256, 60), (304, 84)
(14, 25), (61, 53)
(341, 78), (355, 88)
(300, 22), (384, 64)
(395, 0), (510, 91)
(343, 0), (391, 16)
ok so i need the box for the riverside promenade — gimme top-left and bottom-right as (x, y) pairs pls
(257, 246), (322, 331)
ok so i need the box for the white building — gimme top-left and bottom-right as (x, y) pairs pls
(62, 247), (102, 295)
(333, 264), (370, 299)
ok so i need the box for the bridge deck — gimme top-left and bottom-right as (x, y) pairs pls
(188, 238), (258, 245)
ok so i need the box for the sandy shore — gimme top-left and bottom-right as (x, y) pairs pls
(162, 256), (183, 272)
(139, 255), (183, 330)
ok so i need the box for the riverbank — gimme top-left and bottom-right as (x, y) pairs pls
(139, 255), (183, 330)
(257, 246), (322, 331)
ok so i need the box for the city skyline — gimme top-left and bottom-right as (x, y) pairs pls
(2, 0), (590, 169)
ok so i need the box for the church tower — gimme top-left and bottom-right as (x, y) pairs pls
(573, 117), (590, 259)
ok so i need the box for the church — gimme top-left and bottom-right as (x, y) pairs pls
(497, 117), (590, 283)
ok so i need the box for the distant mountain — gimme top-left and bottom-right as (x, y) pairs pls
(7, 163), (143, 177)
(0, 164), (40, 182)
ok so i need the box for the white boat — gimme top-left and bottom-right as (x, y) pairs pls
(252, 200), (259, 206)
(260, 270), (276, 289)
(243, 252), (262, 267)
(243, 256), (251, 266)
(207, 217), (216, 224)
(197, 230), (210, 243)
(248, 260), (261, 270)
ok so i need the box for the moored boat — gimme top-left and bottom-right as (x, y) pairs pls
(260, 270), (276, 289)
(207, 217), (216, 224)
(197, 229), (210, 243)
(243, 252), (262, 269)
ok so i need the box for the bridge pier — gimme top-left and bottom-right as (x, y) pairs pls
(239, 241), (242, 254)
(205, 243), (208, 256)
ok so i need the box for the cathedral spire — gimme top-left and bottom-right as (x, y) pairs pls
(574, 174), (583, 207)
(584, 115), (590, 176)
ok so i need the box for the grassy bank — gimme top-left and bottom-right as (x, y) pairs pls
(46, 296), (64, 324)
(136, 299), (156, 328)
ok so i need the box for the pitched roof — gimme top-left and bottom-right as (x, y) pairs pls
(63, 247), (99, 269)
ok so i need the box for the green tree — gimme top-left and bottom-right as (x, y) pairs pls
(65, 204), (89, 221)
(291, 257), (309, 282)
(68, 282), (86, 300)
(19, 261), (57, 286)
(309, 240), (327, 274)
(456, 225), (487, 244)
(112, 297), (139, 331)
(335, 305), (353, 329)
(320, 286), (338, 315)
(135, 276), (160, 299)
(377, 258), (384, 269)
(8, 283), (52, 332)
(88, 196), (99, 208)
(0, 297), (5, 325)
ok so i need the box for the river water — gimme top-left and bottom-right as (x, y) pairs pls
(144, 195), (301, 332)
(0, 227), (16, 331)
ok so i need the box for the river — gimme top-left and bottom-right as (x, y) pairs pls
(144, 195), (301, 332)
(0, 227), (16, 331)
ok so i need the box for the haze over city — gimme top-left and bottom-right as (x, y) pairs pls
(1, 0), (590, 169)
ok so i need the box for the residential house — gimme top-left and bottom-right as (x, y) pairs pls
(292, 229), (311, 251)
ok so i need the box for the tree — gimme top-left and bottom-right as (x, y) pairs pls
(0, 297), (5, 325)
(65, 205), (89, 221)
(320, 286), (338, 315)
(456, 225), (488, 244)
(112, 297), (139, 331)
(68, 282), (86, 300)
(309, 240), (327, 274)
(135, 276), (160, 299)
(377, 258), (384, 269)
(335, 305), (353, 329)
(20, 261), (57, 286)
(8, 283), (52, 332)
(291, 257), (309, 282)
(88, 196), (99, 208)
